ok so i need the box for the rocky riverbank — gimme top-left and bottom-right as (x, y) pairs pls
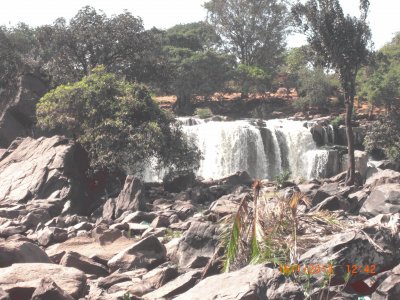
(0, 136), (400, 299)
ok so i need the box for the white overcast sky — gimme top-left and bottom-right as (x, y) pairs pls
(0, 0), (399, 49)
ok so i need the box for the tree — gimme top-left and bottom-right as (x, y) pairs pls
(235, 64), (271, 97)
(0, 23), (40, 90)
(295, 67), (333, 110)
(166, 21), (221, 51)
(168, 48), (234, 113)
(358, 33), (400, 113)
(292, 0), (372, 185)
(36, 66), (200, 175)
(36, 6), (153, 86)
(204, 0), (290, 71)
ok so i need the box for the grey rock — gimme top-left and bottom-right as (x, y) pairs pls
(0, 240), (51, 267)
(60, 251), (109, 277)
(0, 73), (47, 148)
(174, 264), (303, 300)
(372, 263), (400, 299)
(108, 235), (166, 272)
(366, 169), (400, 188)
(0, 263), (86, 299)
(37, 227), (68, 247)
(169, 221), (220, 268)
(143, 270), (201, 300)
(0, 136), (88, 213)
(113, 176), (147, 220)
(360, 184), (400, 217)
(31, 277), (74, 300)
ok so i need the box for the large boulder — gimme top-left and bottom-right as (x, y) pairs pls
(0, 263), (87, 299)
(169, 221), (221, 268)
(0, 240), (51, 267)
(0, 136), (88, 213)
(60, 251), (109, 277)
(108, 235), (166, 272)
(360, 184), (400, 217)
(104, 175), (147, 220)
(0, 73), (48, 148)
(299, 218), (400, 284)
(340, 150), (369, 180)
(174, 264), (303, 300)
(366, 169), (400, 188)
(31, 277), (74, 300)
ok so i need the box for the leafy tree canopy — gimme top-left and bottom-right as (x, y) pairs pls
(36, 66), (201, 174)
(204, 0), (290, 71)
(358, 32), (400, 111)
(292, 0), (372, 185)
(166, 21), (221, 51)
(36, 6), (156, 86)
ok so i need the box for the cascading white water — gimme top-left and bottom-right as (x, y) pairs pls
(142, 117), (336, 181)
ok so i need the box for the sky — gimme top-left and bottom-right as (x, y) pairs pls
(0, 0), (399, 50)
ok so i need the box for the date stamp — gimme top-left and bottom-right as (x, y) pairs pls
(279, 263), (334, 275)
(278, 263), (377, 276)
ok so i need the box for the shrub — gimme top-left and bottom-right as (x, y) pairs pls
(364, 113), (400, 161)
(195, 107), (213, 119)
(37, 66), (201, 174)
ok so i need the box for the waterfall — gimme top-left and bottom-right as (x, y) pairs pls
(142, 117), (339, 182)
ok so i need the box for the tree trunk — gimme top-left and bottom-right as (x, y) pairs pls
(345, 95), (356, 186)
(173, 94), (192, 115)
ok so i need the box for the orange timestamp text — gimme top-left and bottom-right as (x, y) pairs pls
(279, 263), (334, 275)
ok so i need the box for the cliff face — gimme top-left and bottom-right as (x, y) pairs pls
(0, 73), (48, 148)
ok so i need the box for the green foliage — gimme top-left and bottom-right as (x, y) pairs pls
(0, 23), (40, 89)
(294, 68), (333, 110)
(195, 107), (213, 119)
(35, 6), (157, 86)
(166, 47), (234, 113)
(235, 64), (271, 94)
(292, 0), (371, 96)
(204, 0), (290, 71)
(275, 170), (291, 186)
(166, 22), (221, 51)
(330, 115), (344, 126)
(358, 33), (400, 111)
(364, 113), (400, 161)
(36, 66), (200, 173)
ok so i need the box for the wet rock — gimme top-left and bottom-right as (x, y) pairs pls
(60, 251), (109, 277)
(163, 171), (196, 193)
(0, 240), (51, 267)
(31, 277), (74, 300)
(217, 171), (253, 186)
(108, 235), (166, 272)
(174, 264), (304, 300)
(0, 263), (86, 299)
(360, 184), (400, 217)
